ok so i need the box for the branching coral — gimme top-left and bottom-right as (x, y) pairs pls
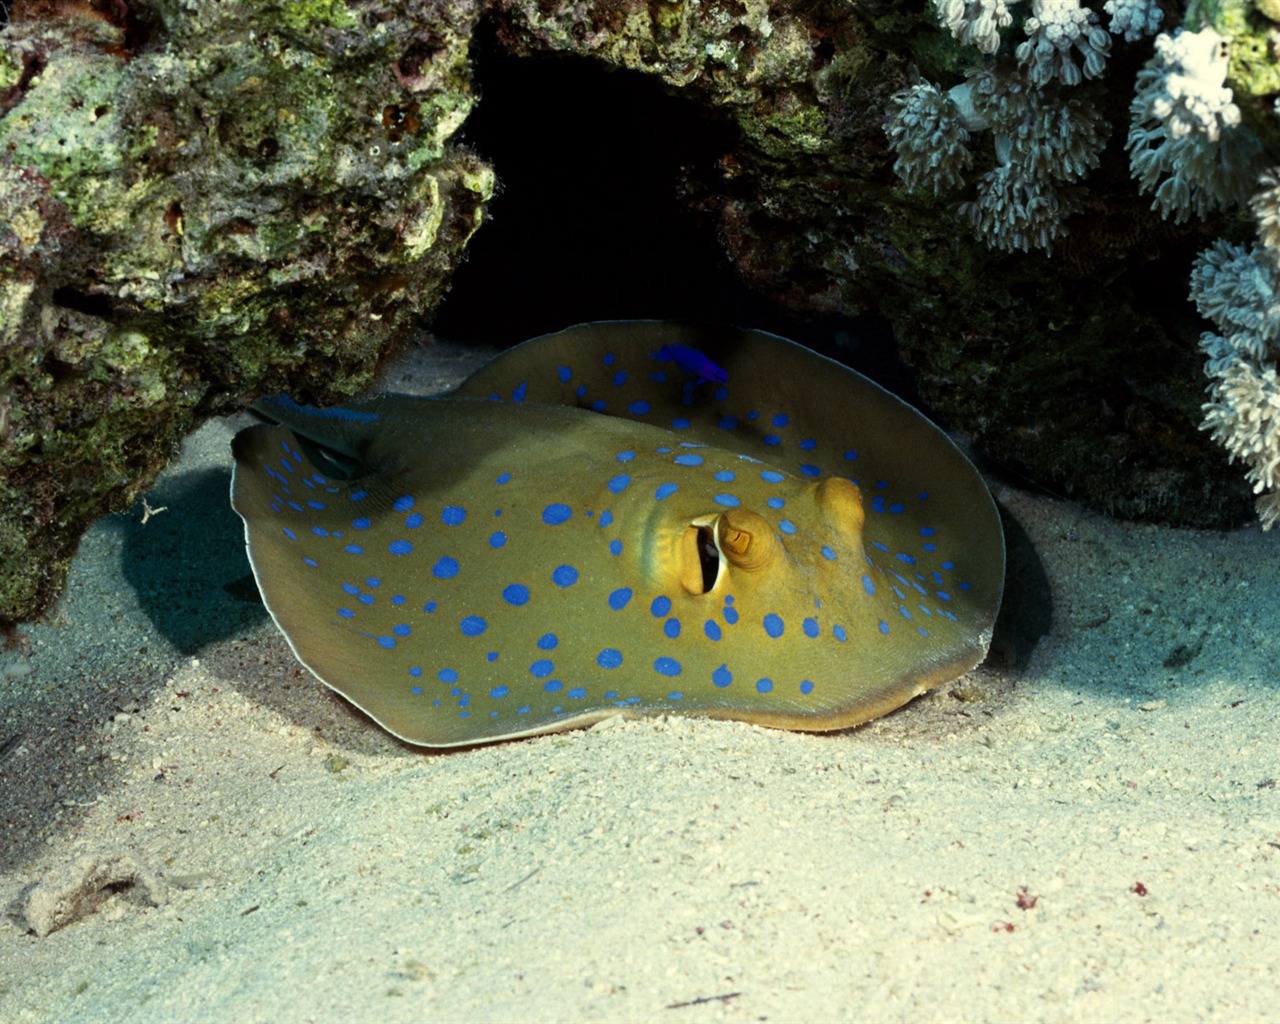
(1104, 0), (1162, 43)
(932, 0), (1016, 56)
(1127, 27), (1263, 222)
(891, 2), (1156, 252)
(884, 81), (972, 194)
(1016, 0), (1111, 87)
(1195, 237), (1280, 528)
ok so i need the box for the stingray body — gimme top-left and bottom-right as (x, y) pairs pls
(231, 322), (1004, 747)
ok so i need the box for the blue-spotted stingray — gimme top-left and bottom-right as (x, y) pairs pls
(231, 321), (1005, 747)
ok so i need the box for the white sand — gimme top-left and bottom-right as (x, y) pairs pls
(2, 341), (1278, 1022)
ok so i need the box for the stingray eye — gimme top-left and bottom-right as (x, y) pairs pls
(715, 509), (777, 571)
(678, 519), (722, 595)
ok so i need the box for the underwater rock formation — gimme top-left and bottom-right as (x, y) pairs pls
(0, 1), (493, 623)
(4, 0), (1278, 624)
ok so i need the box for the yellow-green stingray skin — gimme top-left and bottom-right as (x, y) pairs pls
(231, 322), (1005, 747)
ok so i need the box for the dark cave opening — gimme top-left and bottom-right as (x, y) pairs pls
(431, 25), (909, 397)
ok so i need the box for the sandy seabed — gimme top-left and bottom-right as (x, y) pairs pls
(1, 341), (1278, 1023)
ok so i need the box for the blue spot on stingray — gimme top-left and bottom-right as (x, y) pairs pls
(537, 633), (559, 650)
(843, 450), (859, 461)
(344, 544), (364, 555)
(936, 591), (952, 602)
(767, 496), (784, 509)
(529, 659), (555, 678)
(920, 526), (936, 537)
(714, 470), (736, 482)
(878, 620), (890, 635)
(821, 545), (837, 561)
(575, 386), (586, 398)
(890, 503), (905, 514)
(557, 366), (571, 382)
(597, 649), (623, 669)
(495, 472), (511, 485)
(404, 513), (423, 529)
(723, 605), (739, 625)
(599, 510), (614, 528)
(712, 665), (732, 688)
(423, 600), (437, 613)
(513, 382), (528, 402)
(460, 616), (487, 636)
(714, 386), (729, 401)
(834, 625), (849, 642)
(674, 453), (704, 466)
(391, 595), (405, 606)
(306, 500), (326, 510)
(780, 520), (797, 535)
(608, 474), (631, 494)
(800, 680), (814, 695)
(310, 526), (330, 537)
(609, 539), (623, 556)
(664, 619), (681, 639)
(718, 415), (739, 430)
(771, 413), (789, 427)
(439, 668), (458, 684)
(350, 490), (368, 501)
(800, 464), (821, 477)
(281, 526), (298, 541)
(896, 552), (917, 565)
(803, 617), (819, 638)
(590, 399), (606, 412)
(503, 584), (530, 606)
(487, 651), (499, 662)
(628, 399), (649, 414)
(491, 686), (509, 699)
(489, 531), (507, 548)
(393, 623), (411, 637)
(761, 470), (784, 483)
(337, 608), (354, 618)
(303, 557), (318, 567)
(863, 574), (875, 595)
(365, 577), (381, 588)
(432, 557), (459, 579)
(672, 417), (691, 430)
(552, 565), (579, 587)
(763, 435), (781, 446)
(800, 438), (816, 450)
(651, 595), (672, 617)
(655, 483), (679, 500)
(613, 370), (628, 386)
(442, 506), (466, 526)
(714, 494), (740, 507)
(393, 495), (414, 512)
(654, 657), (682, 677)
(543, 680), (563, 693)
(942, 560), (956, 570)
(763, 614), (784, 638)
(388, 540), (412, 556)
(603, 352), (616, 366)
(616, 451), (635, 462)
(756, 678), (773, 694)
(608, 587), (632, 610)
(517, 706), (531, 714)
(567, 687), (587, 700)
(543, 503), (571, 525)
(666, 692), (683, 701)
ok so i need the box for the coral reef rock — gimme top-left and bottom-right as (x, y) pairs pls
(0, 1), (493, 624)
